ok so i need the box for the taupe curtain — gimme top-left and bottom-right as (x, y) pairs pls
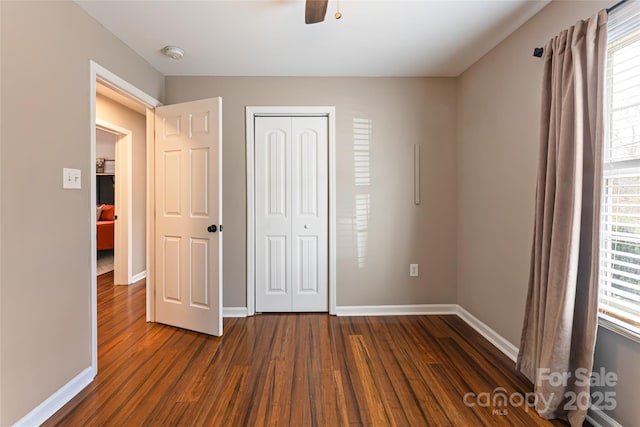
(516, 10), (608, 427)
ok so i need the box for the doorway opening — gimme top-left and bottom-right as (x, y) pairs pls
(96, 128), (116, 277)
(90, 63), (225, 377)
(94, 122), (133, 285)
(89, 61), (160, 374)
(245, 106), (337, 316)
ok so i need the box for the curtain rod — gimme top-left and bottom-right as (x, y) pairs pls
(532, 0), (628, 57)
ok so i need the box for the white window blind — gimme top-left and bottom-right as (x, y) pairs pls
(600, 0), (640, 336)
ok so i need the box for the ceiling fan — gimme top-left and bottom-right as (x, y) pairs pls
(305, 0), (329, 24)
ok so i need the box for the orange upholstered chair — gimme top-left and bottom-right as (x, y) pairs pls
(97, 204), (115, 250)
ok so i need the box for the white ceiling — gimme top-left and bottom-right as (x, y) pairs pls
(77, 0), (550, 77)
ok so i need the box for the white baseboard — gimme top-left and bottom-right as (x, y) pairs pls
(587, 404), (623, 427)
(13, 367), (94, 427)
(334, 304), (458, 316)
(455, 306), (519, 362)
(223, 307), (248, 317)
(131, 271), (147, 283)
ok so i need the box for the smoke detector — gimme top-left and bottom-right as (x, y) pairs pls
(162, 46), (184, 60)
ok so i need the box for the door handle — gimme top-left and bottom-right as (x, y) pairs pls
(207, 225), (217, 233)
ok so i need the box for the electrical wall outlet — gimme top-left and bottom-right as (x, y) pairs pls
(410, 264), (419, 277)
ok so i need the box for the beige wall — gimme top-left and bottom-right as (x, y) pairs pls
(96, 94), (147, 276)
(165, 77), (458, 308)
(0, 1), (163, 424)
(456, 0), (639, 423)
(457, 0), (608, 347)
(96, 128), (116, 159)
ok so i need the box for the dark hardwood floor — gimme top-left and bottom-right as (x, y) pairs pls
(44, 273), (570, 426)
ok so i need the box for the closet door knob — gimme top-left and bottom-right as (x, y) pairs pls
(207, 225), (217, 233)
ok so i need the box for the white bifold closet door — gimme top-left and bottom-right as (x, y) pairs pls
(255, 116), (328, 312)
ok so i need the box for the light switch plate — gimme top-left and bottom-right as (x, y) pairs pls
(63, 168), (81, 189)
(410, 264), (419, 277)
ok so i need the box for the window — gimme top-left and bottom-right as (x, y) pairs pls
(599, 2), (640, 339)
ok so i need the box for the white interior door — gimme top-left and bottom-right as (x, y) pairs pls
(255, 116), (328, 312)
(154, 97), (223, 335)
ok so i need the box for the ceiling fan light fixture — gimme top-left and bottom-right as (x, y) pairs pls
(162, 45), (185, 60)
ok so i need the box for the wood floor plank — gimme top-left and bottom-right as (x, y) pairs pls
(332, 369), (352, 426)
(43, 275), (572, 427)
(368, 318), (444, 424)
(349, 334), (397, 426)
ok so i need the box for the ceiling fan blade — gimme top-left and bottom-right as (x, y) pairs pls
(305, 0), (328, 24)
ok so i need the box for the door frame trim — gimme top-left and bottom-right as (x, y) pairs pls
(90, 61), (160, 374)
(245, 106), (337, 315)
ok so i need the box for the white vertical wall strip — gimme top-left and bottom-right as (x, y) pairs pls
(414, 144), (421, 205)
